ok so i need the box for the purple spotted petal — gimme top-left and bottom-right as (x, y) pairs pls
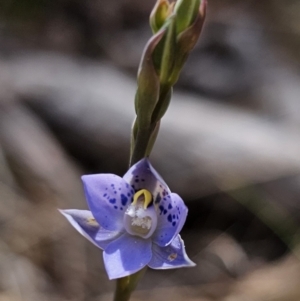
(59, 209), (121, 249)
(82, 174), (134, 231)
(103, 233), (152, 280)
(148, 235), (196, 269)
(123, 158), (170, 205)
(152, 193), (188, 247)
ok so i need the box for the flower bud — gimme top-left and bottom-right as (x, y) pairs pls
(150, 0), (173, 33)
(160, 14), (177, 85)
(174, 0), (201, 34)
(170, 0), (207, 84)
(135, 29), (166, 130)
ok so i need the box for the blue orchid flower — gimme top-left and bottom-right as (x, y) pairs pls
(60, 158), (195, 280)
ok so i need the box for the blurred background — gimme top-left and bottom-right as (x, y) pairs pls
(1, 0), (300, 300)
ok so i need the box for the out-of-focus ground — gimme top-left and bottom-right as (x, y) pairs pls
(1, 0), (300, 300)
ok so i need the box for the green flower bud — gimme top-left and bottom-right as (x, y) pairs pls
(150, 0), (173, 33)
(160, 14), (177, 85)
(135, 29), (166, 130)
(170, 0), (207, 84)
(174, 0), (201, 34)
(152, 14), (176, 77)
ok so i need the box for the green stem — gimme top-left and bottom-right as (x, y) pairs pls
(113, 268), (147, 301)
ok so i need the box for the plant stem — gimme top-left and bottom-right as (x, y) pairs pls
(113, 268), (147, 301)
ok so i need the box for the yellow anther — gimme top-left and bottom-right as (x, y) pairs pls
(133, 189), (152, 209)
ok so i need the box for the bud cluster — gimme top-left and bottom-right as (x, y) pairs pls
(130, 0), (207, 166)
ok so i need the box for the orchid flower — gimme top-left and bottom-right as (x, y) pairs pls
(60, 159), (195, 280)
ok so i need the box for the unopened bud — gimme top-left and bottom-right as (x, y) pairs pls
(174, 0), (200, 34)
(135, 29), (166, 129)
(159, 15), (177, 85)
(150, 0), (173, 33)
(170, 0), (207, 84)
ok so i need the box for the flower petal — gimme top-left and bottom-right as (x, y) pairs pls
(123, 158), (170, 205)
(148, 235), (196, 269)
(152, 193), (188, 247)
(103, 233), (152, 280)
(82, 174), (134, 231)
(59, 209), (121, 249)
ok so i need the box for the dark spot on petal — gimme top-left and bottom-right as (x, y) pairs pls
(114, 206), (118, 209)
(155, 194), (162, 204)
(120, 207), (123, 210)
(109, 198), (116, 204)
(168, 204), (172, 209)
(173, 214), (175, 219)
(167, 214), (172, 222)
(127, 193), (131, 197)
(103, 193), (107, 197)
(159, 205), (164, 215)
(163, 209), (167, 215)
(141, 179), (145, 182)
(168, 253), (177, 261)
(135, 175), (139, 178)
(135, 179), (139, 183)
(118, 188), (121, 191)
(121, 194), (128, 206)
(172, 222), (176, 226)
(167, 195), (171, 198)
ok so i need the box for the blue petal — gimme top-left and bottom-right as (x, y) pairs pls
(103, 233), (152, 280)
(82, 174), (133, 231)
(59, 209), (121, 250)
(123, 158), (170, 205)
(148, 235), (196, 269)
(152, 193), (188, 247)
